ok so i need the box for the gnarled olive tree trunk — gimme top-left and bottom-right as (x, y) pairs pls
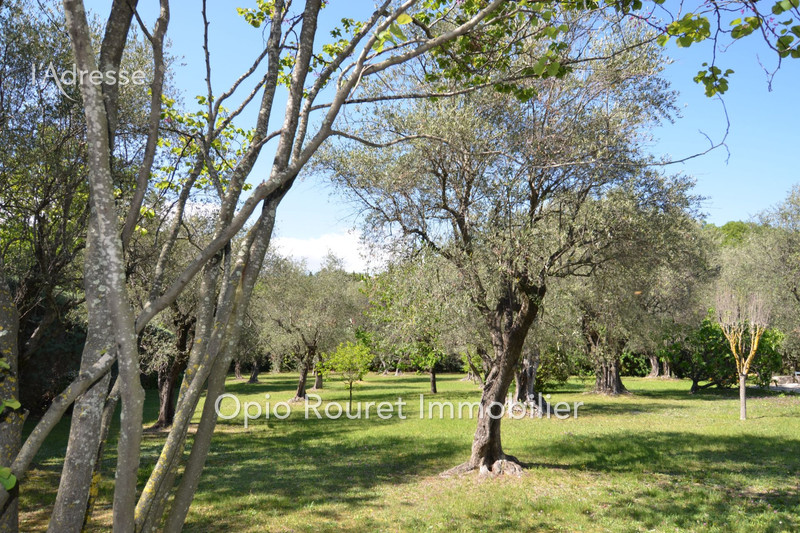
(514, 349), (551, 415)
(248, 362), (261, 384)
(594, 356), (628, 395)
(293, 360), (312, 402)
(445, 286), (545, 477)
(646, 354), (660, 378)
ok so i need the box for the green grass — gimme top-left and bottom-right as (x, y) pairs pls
(19, 375), (800, 532)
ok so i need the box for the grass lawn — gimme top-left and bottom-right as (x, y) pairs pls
(19, 374), (800, 532)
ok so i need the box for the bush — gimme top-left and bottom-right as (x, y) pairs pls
(535, 348), (571, 392)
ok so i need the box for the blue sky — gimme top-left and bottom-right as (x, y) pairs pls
(88, 1), (799, 268)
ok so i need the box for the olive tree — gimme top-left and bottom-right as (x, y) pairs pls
(571, 213), (709, 394)
(365, 252), (455, 394)
(322, 22), (694, 474)
(760, 186), (800, 374)
(254, 254), (366, 402)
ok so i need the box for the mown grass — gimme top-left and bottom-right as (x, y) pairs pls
(19, 374), (800, 532)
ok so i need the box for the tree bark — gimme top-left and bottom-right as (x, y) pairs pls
(444, 286), (546, 477)
(465, 362), (521, 475)
(739, 373), (747, 420)
(47, 218), (113, 533)
(647, 354), (660, 378)
(248, 362), (261, 384)
(293, 362), (310, 402)
(311, 366), (322, 389)
(514, 351), (549, 415)
(234, 361), (243, 380)
(153, 354), (185, 429)
(594, 357), (628, 395)
(661, 359), (673, 378)
(62, 3), (146, 530)
(0, 266), (23, 533)
(82, 381), (119, 530)
(162, 199), (279, 532)
(430, 369), (437, 394)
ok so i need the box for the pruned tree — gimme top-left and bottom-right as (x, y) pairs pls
(323, 20), (693, 475)
(716, 289), (772, 420)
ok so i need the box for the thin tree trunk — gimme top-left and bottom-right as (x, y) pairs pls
(234, 361), (243, 380)
(514, 368), (525, 403)
(248, 362), (260, 384)
(134, 249), (234, 532)
(0, 266), (24, 533)
(82, 381), (119, 530)
(430, 369), (437, 394)
(739, 373), (747, 420)
(62, 3), (146, 529)
(293, 363), (310, 402)
(20, 307), (57, 365)
(466, 356), (485, 386)
(162, 200), (278, 532)
(514, 351), (549, 415)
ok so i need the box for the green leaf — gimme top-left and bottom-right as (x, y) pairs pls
(532, 58), (547, 76)
(0, 469), (16, 491)
(656, 34), (669, 47)
(2, 399), (21, 410)
(0, 359), (9, 370)
(396, 13), (412, 25)
(389, 23), (406, 41)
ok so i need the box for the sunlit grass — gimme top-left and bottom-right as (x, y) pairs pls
(20, 374), (800, 532)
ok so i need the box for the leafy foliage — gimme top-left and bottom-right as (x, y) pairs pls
(321, 341), (373, 405)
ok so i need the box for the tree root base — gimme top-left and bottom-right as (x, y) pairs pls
(591, 388), (631, 396)
(440, 455), (525, 478)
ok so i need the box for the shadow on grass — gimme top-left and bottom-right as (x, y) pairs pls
(526, 429), (800, 530)
(628, 384), (783, 402)
(183, 415), (463, 531)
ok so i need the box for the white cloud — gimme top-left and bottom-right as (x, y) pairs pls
(271, 231), (382, 273)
